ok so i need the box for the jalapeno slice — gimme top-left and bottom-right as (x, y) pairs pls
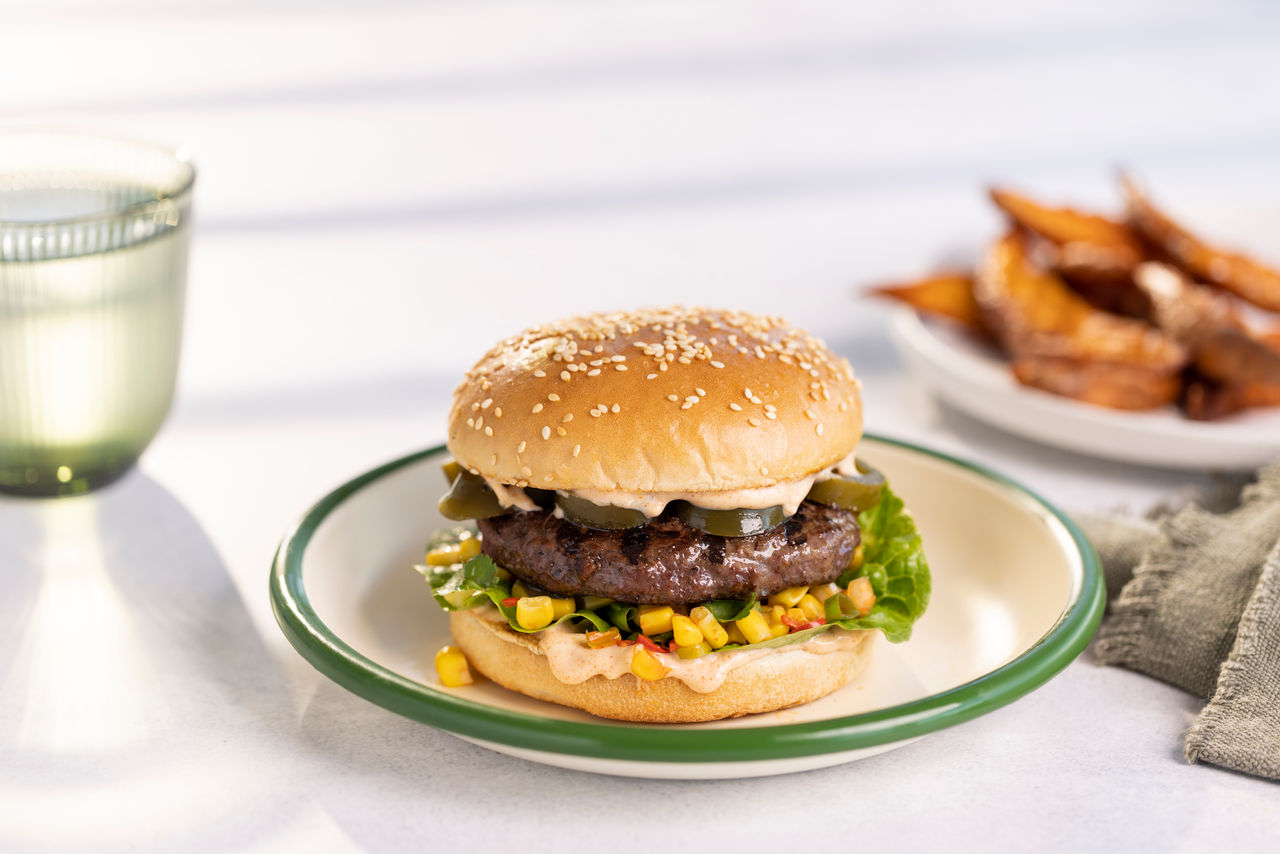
(805, 459), (885, 514)
(437, 468), (507, 521)
(672, 502), (788, 537)
(556, 493), (650, 531)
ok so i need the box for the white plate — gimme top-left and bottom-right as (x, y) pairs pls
(890, 309), (1280, 470)
(272, 437), (1103, 779)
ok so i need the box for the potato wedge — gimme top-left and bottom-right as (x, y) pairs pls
(1134, 263), (1280, 385)
(1013, 356), (1183, 411)
(975, 233), (1186, 409)
(871, 272), (985, 333)
(1122, 175), (1280, 311)
(989, 188), (1151, 317)
(1182, 376), (1280, 421)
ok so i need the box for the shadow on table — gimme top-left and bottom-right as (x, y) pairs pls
(0, 470), (293, 852)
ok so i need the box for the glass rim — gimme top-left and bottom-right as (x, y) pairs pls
(0, 128), (196, 230)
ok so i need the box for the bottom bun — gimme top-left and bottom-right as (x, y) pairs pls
(449, 608), (875, 723)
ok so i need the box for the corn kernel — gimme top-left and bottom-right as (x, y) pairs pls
(735, 609), (773, 644)
(847, 577), (876, 616)
(586, 627), (621, 648)
(671, 614), (703, 647)
(810, 582), (841, 603)
(458, 536), (482, 561)
(516, 596), (554, 630)
(676, 640), (712, 659)
(690, 606), (730, 648)
(434, 645), (473, 687)
(797, 594), (825, 621)
(550, 597), (576, 619)
(768, 585), (809, 608)
(637, 604), (675, 636)
(849, 542), (865, 571)
(770, 622), (789, 637)
(724, 622), (749, 645)
(511, 580), (531, 598)
(763, 605), (786, 627)
(631, 647), (671, 681)
(786, 607), (807, 624)
(425, 544), (461, 566)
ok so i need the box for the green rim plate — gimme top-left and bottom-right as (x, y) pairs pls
(270, 434), (1104, 764)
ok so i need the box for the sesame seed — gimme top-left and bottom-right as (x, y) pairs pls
(466, 417), (475, 428)
(760, 465), (769, 475)
(517, 441), (527, 454)
(839, 401), (848, 411)
(484, 426), (494, 436)
(678, 357), (691, 365)
(475, 416), (484, 429)
(659, 362), (668, 372)
(548, 393), (560, 402)
(521, 466), (533, 477)
(471, 402), (480, 412)
(710, 361), (724, 369)
(804, 409), (815, 420)
(573, 444), (582, 457)
(748, 418), (762, 427)
(556, 427), (567, 436)
(494, 407), (503, 418)
(533, 370), (546, 378)
(765, 411), (777, 420)
(750, 396), (763, 405)
(532, 403), (543, 414)
(491, 454), (498, 465)
(816, 423), (824, 436)
(562, 413), (573, 423)
(615, 364), (627, 371)
(590, 409), (601, 417)
(681, 402), (694, 410)
(561, 371), (571, 382)
(481, 398), (492, 409)
(667, 394), (679, 402)
(541, 426), (551, 440)
(764, 404), (776, 412)
(611, 404), (620, 413)
(822, 389), (831, 400)
(685, 395), (699, 403)
(729, 402), (742, 411)
(588, 369), (601, 377)
(646, 373), (658, 380)
(743, 388), (752, 399)
(544, 475), (554, 483)
(696, 387), (706, 397)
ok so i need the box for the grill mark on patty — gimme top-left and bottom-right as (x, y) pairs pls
(555, 524), (583, 556)
(620, 527), (649, 564)
(478, 500), (859, 604)
(784, 510), (808, 548)
(706, 535), (727, 565)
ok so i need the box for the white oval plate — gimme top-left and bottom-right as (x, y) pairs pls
(890, 309), (1280, 470)
(271, 436), (1103, 779)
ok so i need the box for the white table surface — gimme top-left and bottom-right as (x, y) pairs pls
(4, 1), (1280, 850)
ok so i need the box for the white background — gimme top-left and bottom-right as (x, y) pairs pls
(3, 1), (1279, 850)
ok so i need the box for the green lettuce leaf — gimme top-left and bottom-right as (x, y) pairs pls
(417, 554), (610, 634)
(704, 593), (757, 622)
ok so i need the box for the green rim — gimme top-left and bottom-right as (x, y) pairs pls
(270, 435), (1104, 764)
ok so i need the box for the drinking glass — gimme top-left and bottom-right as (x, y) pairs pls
(0, 131), (195, 496)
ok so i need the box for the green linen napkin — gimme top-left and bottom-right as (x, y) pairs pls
(1078, 461), (1280, 781)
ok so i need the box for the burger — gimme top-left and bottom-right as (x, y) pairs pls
(418, 306), (930, 722)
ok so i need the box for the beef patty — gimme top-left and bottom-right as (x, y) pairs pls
(477, 501), (859, 604)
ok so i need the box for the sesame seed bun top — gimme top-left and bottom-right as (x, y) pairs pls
(447, 306), (863, 494)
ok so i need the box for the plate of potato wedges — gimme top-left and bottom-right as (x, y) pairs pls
(876, 176), (1280, 470)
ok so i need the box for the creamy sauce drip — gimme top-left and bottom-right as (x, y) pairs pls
(479, 606), (866, 693)
(482, 447), (859, 517)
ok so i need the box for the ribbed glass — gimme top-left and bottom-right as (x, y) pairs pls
(0, 131), (194, 496)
